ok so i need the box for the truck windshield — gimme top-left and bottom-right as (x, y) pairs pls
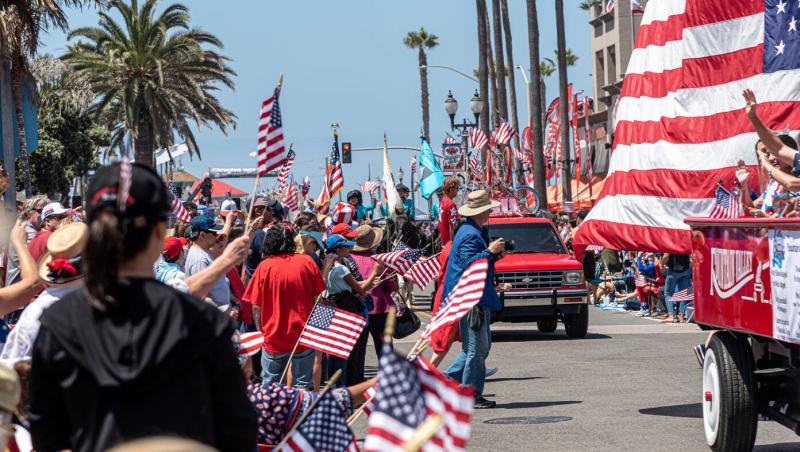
(486, 223), (567, 254)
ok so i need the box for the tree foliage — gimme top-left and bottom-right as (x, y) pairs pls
(63, 0), (236, 166)
(16, 55), (108, 198)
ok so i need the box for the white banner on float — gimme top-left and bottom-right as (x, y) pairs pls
(768, 229), (800, 344)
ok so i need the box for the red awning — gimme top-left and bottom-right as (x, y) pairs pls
(190, 179), (247, 199)
(546, 176), (605, 213)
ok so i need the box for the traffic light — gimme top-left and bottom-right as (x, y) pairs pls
(341, 142), (352, 164)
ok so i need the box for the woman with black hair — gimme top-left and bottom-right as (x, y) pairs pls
(242, 223), (327, 388)
(28, 163), (257, 452)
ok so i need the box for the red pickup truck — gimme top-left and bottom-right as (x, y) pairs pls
(487, 215), (589, 338)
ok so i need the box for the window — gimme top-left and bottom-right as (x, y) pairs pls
(595, 50), (605, 91)
(607, 46), (617, 86)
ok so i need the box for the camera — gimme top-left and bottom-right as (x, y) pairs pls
(491, 237), (515, 252)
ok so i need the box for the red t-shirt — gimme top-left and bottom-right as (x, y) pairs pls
(438, 196), (459, 245)
(28, 230), (52, 263)
(242, 253), (325, 354)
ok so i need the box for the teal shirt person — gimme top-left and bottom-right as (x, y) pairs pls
(354, 202), (376, 222)
(380, 198), (414, 219)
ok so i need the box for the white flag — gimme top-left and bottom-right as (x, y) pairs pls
(382, 141), (402, 219)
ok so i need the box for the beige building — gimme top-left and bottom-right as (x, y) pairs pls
(585, 0), (643, 172)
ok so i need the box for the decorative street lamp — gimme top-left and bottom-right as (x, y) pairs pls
(444, 90), (484, 175)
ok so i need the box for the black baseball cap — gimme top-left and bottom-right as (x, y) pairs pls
(87, 162), (171, 227)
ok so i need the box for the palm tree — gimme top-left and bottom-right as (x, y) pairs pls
(0, 0), (105, 195)
(476, 0), (491, 145)
(526, 0), (546, 205)
(500, 0), (520, 152)
(403, 27), (439, 143)
(64, 0), (236, 166)
(491, 0), (508, 123)
(555, 0), (572, 201)
(579, 0), (601, 10)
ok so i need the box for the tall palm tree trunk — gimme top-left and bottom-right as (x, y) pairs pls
(484, 13), (499, 129)
(418, 48), (430, 142)
(526, 0), (547, 205)
(476, 0), (491, 163)
(135, 122), (155, 166)
(491, 0), (508, 122)
(0, 60), (16, 207)
(501, 0), (519, 149)
(10, 53), (31, 196)
(555, 0), (572, 202)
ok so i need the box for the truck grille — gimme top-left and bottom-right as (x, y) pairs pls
(496, 271), (564, 290)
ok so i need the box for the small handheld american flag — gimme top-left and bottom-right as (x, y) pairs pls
(671, 287), (694, 303)
(327, 139), (344, 198)
(403, 255), (442, 289)
(278, 391), (360, 452)
(168, 180), (192, 223)
(283, 181), (299, 212)
(421, 258), (488, 340)
(298, 303), (367, 359)
(709, 183), (740, 219)
(361, 180), (381, 193)
(238, 332), (263, 356)
(410, 155), (418, 175)
(276, 148), (296, 191)
(634, 274), (649, 288)
(493, 122), (515, 146)
(257, 82), (286, 176)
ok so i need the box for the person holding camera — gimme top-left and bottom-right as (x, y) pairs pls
(442, 190), (510, 409)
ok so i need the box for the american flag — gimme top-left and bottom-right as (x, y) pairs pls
(316, 167), (332, 215)
(410, 155), (417, 175)
(301, 176), (311, 197)
(298, 303), (367, 359)
(563, 201), (575, 213)
(444, 133), (459, 145)
(671, 287), (694, 302)
(364, 345), (474, 452)
(238, 332), (263, 356)
(607, 0), (615, 12)
(420, 258), (488, 341)
(521, 126), (532, 154)
(493, 122), (515, 146)
(709, 184), (739, 219)
(403, 255), (442, 289)
(634, 274), (649, 288)
(372, 246), (423, 275)
(257, 86), (286, 176)
(469, 129), (488, 151)
(283, 181), (299, 212)
(511, 147), (531, 165)
(278, 391), (360, 452)
(469, 153), (481, 180)
(575, 0), (799, 254)
(276, 148), (296, 191)
(585, 244), (604, 251)
(361, 181), (381, 193)
(168, 180), (192, 223)
(327, 139), (344, 197)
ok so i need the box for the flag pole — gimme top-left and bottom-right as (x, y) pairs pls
(402, 414), (444, 452)
(278, 296), (321, 385)
(245, 72), (284, 235)
(274, 369), (343, 449)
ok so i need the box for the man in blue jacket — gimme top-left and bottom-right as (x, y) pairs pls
(442, 190), (509, 409)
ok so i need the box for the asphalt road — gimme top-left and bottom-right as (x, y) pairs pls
(352, 306), (800, 451)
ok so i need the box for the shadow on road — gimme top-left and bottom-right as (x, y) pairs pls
(485, 376), (546, 383)
(639, 403), (702, 419)
(494, 400), (582, 410)
(754, 443), (800, 451)
(491, 330), (611, 342)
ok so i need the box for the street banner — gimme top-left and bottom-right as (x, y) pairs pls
(769, 229), (800, 344)
(441, 142), (463, 174)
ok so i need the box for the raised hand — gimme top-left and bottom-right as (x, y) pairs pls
(735, 159), (750, 185)
(742, 89), (758, 119)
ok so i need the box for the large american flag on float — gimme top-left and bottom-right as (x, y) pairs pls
(574, 0), (800, 254)
(298, 303), (367, 359)
(364, 345), (474, 452)
(421, 259), (488, 340)
(277, 391), (359, 452)
(257, 86), (287, 176)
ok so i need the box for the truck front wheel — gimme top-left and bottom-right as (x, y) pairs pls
(563, 305), (588, 338)
(703, 332), (757, 452)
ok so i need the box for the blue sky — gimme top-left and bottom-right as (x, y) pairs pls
(40, 1), (593, 200)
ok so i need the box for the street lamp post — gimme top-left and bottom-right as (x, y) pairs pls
(444, 90), (484, 179)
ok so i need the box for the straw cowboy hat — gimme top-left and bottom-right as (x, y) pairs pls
(353, 225), (384, 252)
(38, 222), (89, 285)
(458, 190), (500, 217)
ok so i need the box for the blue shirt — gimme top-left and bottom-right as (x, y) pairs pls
(636, 257), (656, 279)
(354, 202), (375, 222)
(442, 218), (500, 311)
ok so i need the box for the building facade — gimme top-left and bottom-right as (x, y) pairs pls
(586, 0), (643, 174)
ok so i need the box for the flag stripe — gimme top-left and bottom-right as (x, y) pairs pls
(365, 412), (415, 452)
(590, 195), (712, 230)
(600, 168), (755, 200)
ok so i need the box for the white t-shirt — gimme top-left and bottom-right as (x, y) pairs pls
(0, 281), (83, 364)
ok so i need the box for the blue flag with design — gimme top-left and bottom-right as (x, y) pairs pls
(419, 138), (444, 199)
